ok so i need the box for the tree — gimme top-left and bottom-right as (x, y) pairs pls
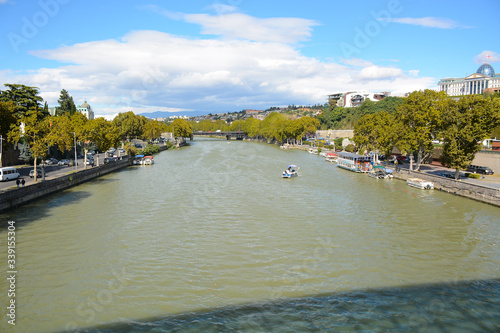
(113, 111), (143, 140)
(0, 101), (17, 163)
(86, 118), (120, 153)
(0, 84), (45, 118)
(8, 107), (50, 180)
(172, 118), (192, 138)
(56, 89), (76, 116)
(440, 95), (500, 178)
(46, 116), (73, 153)
(353, 111), (396, 156)
(395, 90), (448, 170)
(143, 120), (167, 141)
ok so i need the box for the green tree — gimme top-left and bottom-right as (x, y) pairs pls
(46, 116), (73, 153)
(56, 89), (77, 116)
(113, 111), (143, 140)
(353, 111), (396, 156)
(441, 95), (500, 178)
(86, 118), (120, 153)
(0, 84), (46, 118)
(172, 118), (193, 138)
(0, 101), (17, 163)
(395, 89), (448, 170)
(143, 120), (167, 141)
(8, 107), (50, 180)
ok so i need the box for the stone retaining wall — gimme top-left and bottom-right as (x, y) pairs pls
(393, 169), (500, 207)
(0, 158), (131, 212)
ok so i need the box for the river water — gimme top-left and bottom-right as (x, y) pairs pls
(1, 138), (499, 332)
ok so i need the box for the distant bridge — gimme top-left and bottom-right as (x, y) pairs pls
(193, 131), (247, 140)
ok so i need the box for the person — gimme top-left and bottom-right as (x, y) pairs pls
(16, 179), (20, 188)
(21, 178), (25, 187)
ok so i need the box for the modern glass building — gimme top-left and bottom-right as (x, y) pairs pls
(438, 63), (500, 96)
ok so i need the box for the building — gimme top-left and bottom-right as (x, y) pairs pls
(438, 63), (500, 96)
(328, 91), (390, 108)
(76, 101), (95, 120)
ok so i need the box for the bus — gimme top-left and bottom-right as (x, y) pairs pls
(0, 167), (20, 181)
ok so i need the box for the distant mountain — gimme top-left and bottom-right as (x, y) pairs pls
(138, 111), (210, 119)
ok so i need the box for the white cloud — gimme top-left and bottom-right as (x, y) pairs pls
(1, 10), (437, 117)
(474, 50), (500, 64)
(358, 66), (403, 80)
(378, 17), (470, 29)
(184, 12), (319, 43)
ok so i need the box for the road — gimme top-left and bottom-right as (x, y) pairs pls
(0, 152), (125, 192)
(388, 160), (500, 190)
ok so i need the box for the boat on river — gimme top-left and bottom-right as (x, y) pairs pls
(325, 152), (338, 163)
(406, 178), (434, 190)
(133, 155), (144, 165)
(282, 165), (299, 178)
(368, 165), (393, 179)
(143, 156), (154, 165)
(336, 152), (372, 173)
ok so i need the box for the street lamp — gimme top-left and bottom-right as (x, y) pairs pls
(72, 132), (77, 170)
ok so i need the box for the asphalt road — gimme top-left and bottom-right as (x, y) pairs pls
(0, 152), (123, 192)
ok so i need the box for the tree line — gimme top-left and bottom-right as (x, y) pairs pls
(0, 84), (186, 169)
(353, 90), (500, 178)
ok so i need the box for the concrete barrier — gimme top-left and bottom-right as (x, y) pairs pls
(393, 169), (500, 207)
(0, 157), (131, 212)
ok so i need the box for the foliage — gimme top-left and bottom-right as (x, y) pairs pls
(143, 120), (167, 141)
(466, 173), (480, 179)
(113, 111), (145, 140)
(56, 89), (77, 116)
(142, 144), (161, 155)
(395, 90), (448, 170)
(46, 116), (74, 152)
(0, 84), (45, 118)
(440, 95), (500, 176)
(172, 118), (193, 138)
(353, 111), (397, 156)
(344, 144), (356, 152)
(0, 101), (16, 150)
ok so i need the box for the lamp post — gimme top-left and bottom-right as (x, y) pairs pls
(72, 132), (77, 170)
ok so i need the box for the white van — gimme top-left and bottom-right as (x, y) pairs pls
(0, 167), (20, 181)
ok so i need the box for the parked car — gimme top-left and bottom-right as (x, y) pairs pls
(45, 158), (58, 165)
(58, 159), (70, 166)
(85, 159), (94, 167)
(466, 165), (494, 175)
(29, 169), (42, 178)
(104, 157), (117, 164)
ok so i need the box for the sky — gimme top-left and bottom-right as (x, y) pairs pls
(0, 0), (499, 119)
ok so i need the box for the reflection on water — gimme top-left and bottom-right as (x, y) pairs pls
(0, 139), (499, 333)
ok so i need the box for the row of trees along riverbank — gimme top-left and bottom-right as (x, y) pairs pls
(353, 90), (500, 179)
(0, 84), (191, 167)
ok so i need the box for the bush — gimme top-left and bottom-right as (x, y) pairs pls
(467, 173), (480, 179)
(344, 144), (356, 153)
(166, 141), (174, 149)
(142, 144), (160, 155)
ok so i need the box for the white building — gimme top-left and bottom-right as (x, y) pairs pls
(328, 91), (390, 108)
(76, 101), (95, 120)
(438, 63), (500, 96)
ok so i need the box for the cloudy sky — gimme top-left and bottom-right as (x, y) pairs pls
(0, 0), (499, 118)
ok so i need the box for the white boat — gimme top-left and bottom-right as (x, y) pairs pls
(337, 152), (372, 173)
(133, 155), (144, 165)
(406, 178), (434, 190)
(325, 152), (337, 163)
(143, 156), (154, 165)
(282, 165), (299, 178)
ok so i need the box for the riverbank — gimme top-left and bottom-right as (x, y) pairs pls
(0, 157), (131, 213)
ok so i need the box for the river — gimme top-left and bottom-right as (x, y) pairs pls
(1, 138), (499, 332)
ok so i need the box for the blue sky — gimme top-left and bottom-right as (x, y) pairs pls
(1, 0), (499, 118)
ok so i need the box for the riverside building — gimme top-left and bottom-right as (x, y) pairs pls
(438, 63), (500, 96)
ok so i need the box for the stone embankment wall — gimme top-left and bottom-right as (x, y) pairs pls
(0, 158), (131, 213)
(393, 169), (500, 207)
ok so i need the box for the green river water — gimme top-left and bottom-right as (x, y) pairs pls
(1, 138), (499, 332)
